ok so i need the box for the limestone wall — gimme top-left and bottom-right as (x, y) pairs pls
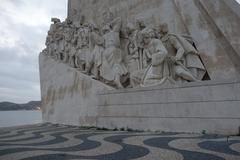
(39, 53), (113, 126)
(97, 80), (240, 135)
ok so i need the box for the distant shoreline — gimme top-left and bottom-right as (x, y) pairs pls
(0, 101), (41, 111)
(0, 109), (41, 111)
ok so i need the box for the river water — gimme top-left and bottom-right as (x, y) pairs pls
(0, 111), (42, 128)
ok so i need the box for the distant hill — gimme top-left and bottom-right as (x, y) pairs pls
(0, 101), (41, 111)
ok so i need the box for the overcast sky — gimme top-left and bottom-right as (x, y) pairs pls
(0, 0), (240, 104)
(0, 0), (67, 103)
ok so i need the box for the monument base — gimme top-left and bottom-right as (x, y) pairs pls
(97, 80), (240, 135)
(40, 54), (240, 135)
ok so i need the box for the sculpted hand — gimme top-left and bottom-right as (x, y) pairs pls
(174, 56), (181, 61)
(168, 56), (178, 64)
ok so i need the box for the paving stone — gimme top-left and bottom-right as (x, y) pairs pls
(0, 123), (239, 160)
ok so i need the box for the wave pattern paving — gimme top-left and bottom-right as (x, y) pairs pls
(0, 123), (239, 160)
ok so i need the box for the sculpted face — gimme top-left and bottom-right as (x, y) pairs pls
(142, 28), (152, 45)
(143, 36), (151, 45)
(102, 10), (113, 24)
(142, 33), (151, 45)
(160, 23), (169, 35)
(136, 19), (146, 30)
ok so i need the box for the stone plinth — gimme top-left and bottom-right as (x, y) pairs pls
(97, 80), (240, 135)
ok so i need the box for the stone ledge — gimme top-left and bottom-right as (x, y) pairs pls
(98, 79), (240, 95)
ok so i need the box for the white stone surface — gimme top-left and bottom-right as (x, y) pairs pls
(97, 80), (240, 134)
(39, 53), (113, 126)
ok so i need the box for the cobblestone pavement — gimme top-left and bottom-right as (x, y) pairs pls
(0, 123), (239, 160)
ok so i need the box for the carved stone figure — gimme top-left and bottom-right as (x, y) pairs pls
(135, 18), (148, 70)
(137, 28), (169, 87)
(74, 23), (90, 70)
(63, 19), (75, 66)
(54, 23), (65, 61)
(159, 23), (206, 82)
(100, 12), (127, 88)
(126, 23), (139, 74)
(45, 18), (61, 58)
(85, 22), (104, 79)
(48, 18), (61, 37)
(43, 11), (209, 89)
(128, 18), (155, 87)
(45, 32), (53, 56)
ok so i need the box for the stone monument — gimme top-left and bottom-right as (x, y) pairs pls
(39, 0), (240, 134)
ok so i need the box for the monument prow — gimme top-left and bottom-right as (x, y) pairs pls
(39, 0), (240, 135)
(39, 53), (113, 126)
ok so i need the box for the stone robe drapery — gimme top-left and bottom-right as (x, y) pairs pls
(173, 35), (206, 80)
(142, 39), (169, 86)
(88, 31), (104, 68)
(100, 31), (127, 81)
(100, 17), (127, 82)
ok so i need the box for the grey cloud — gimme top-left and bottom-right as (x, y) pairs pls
(0, 0), (67, 103)
(0, 62), (39, 83)
(8, 0), (25, 6)
(0, 75), (39, 90)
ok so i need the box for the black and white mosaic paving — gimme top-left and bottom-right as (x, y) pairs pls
(0, 123), (239, 160)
